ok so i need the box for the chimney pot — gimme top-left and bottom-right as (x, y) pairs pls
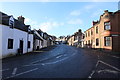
(18, 16), (25, 24)
(92, 21), (98, 26)
(104, 10), (108, 13)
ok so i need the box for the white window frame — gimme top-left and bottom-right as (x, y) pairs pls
(104, 22), (111, 30)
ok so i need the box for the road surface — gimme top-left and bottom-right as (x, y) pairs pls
(1, 44), (120, 79)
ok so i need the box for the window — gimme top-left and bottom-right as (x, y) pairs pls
(104, 22), (111, 30)
(104, 37), (111, 46)
(96, 38), (99, 46)
(96, 26), (98, 34)
(28, 41), (30, 48)
(8, 39), (13, 49)
(88, 31), (90, 37)
(41, 32), (44, 37)
(9, 16), (14, 29)
(88, 40), (90, 45)
(91, 40), (93, 45)
(74, 36), (77, 40)
(86, 33), (87, 37)
(9, 20), (14, 28)
(91, 30), (93, 35)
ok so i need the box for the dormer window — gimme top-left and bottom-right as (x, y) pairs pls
(9, 16), (14, 29)
(104, 21), (111, 30)
(28, 26), (31, 33)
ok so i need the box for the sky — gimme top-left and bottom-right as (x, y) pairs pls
(0, 2), (119, 37)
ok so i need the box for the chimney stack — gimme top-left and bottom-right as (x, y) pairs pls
(104, 10), (108, 13)
(18, 15), (25, 24)
(93, 21), (98, 26)
(78, 29), (81, 32)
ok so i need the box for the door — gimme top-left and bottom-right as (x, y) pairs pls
(19, 40), (23, 53)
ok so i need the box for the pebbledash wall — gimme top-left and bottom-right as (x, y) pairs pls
(0, 24), (33, 59)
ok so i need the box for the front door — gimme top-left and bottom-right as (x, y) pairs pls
(19, 40), (23, 53)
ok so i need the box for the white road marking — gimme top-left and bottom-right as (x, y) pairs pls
(95, 61), (99, 67)
(0, 68), (9, 72)
(56, 55), (63, 58)
(88, 60), (100, 78)
(97, 69), (119, 74)
(88, 70), (95, 78)
(111, 56), (120, 59)
(41, 63), (45, 65)
(42, 57), (69, 65)
(12, 68), (17, 75)
(31, 60), (41, 64)
(22, 64), (32, 67)
(107, 54), (120, 59)
(5, 68), (38, 79)
(31, 58), (48, 64)
(41, 53), (76, 65)
(97, 55), (100, 60)
(99, 60), (120, 72)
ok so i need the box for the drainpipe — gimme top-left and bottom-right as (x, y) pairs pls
(27, 26), (31, 53)
(27, 28), (29, 53)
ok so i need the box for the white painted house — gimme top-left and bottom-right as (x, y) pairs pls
(0, 12), (33, 59)
(33, 29), (44, 50)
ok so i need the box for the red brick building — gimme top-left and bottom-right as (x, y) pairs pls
(84, 10), (120, 52)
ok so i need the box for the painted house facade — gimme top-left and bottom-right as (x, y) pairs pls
(33, 29), (44, 50)
(33, 29), (56, 50)
(0, 12), (33, 59)
(84, 10), (120, 52)
(67, 35), (74, 46)
(67, 29), (84, 47)
(73, 29), (83, 47)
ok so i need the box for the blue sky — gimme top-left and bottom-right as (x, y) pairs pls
(1, 2), (118, 37)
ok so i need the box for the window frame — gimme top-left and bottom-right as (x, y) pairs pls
(88, 31), (90, 37)
(28, 41), (31, 48)
(96, 26), (98, 34)
(104, 21), (111, 30)
(104, 37), (111, 46)
(96, 38), (99, 46)
(8, 39), (14, 49)
(91, 30), (93, 35)
(86, 32), (87, 37)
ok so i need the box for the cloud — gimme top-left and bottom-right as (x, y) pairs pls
(25, 17), (64, 32)
(25, 18), (31, 24)
(39, 21), (64, 32)
(70, 10), (81, 16)
(67, 19), (83, 25)
(25, 18), (37, 25)
(91, 9), (103, 18)
(84, 4), (95, 10)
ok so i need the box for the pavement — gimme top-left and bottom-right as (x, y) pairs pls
(1, 44), (120, 79)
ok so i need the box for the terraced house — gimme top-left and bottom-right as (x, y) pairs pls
(84, 10), (120, 52)
(67, 29), (84, 47)
(0, 12), (33, 59)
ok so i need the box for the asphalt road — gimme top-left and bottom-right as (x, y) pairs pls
(1, 44), (120, 79)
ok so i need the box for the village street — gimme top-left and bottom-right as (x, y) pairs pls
(1, 44), (120, 79)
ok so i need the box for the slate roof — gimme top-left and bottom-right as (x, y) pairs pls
(0, 11), (29, 32)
